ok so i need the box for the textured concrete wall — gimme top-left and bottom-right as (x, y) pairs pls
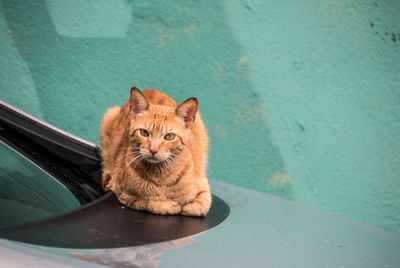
(0, 0), (399, 234)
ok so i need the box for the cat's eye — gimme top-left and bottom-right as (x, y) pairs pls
(164, 133), (176, 141)
(139, 129), (149, 137)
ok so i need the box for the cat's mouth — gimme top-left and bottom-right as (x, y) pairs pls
(144, 155), (164, 164)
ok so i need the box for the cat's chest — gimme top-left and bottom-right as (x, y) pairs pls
(137, 172), (194, 200)
(135, 170), (180, 188)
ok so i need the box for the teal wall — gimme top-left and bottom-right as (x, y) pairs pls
(1, 0), (399, 234)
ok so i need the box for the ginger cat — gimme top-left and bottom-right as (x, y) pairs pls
(100, 87), (211, 216)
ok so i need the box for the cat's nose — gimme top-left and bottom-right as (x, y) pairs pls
(150, 143), (159, 155)
(149, 148), (159, 155)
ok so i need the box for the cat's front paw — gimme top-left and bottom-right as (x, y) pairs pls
(181, 202), (209, 217)
(101, 173), (112, 191)
(148, 200), (182, 215)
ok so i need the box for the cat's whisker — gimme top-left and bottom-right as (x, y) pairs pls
(126, 150), (140, 160)
(115, 147), (140, 152)
(124, 152), (144, 172)
(168, 152), (183, 160)
(164, 157), (178, 172)
(126, 155), (140, 167)
(128, 150), (142, 157)
(134, 154), (146, 168)
(153, 152), (180, 172)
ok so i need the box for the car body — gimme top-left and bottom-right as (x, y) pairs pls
(1, 100), (399, 268)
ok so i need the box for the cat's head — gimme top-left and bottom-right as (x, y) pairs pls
(128, 87), (197, 164)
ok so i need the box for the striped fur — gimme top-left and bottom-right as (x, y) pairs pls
(100, 88), (211, 216)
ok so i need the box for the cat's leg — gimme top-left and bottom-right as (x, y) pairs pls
(181, 183), (211, 217)
(116, 192), (135, 208)
(117, 193), (181, 215)
(101, 172), (112, 191)
(143, 200), (182, 215)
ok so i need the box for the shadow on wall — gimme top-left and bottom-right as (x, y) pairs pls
(0, 3), (43, 119)
(0, 0), (293, 198)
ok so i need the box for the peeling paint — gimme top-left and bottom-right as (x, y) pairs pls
(208, 61), (224, 80)
(155, 26), (174, 47)
(237, 56), (248, 71)
(215, 124), (227, 139)
(183, 25), (196, 38)
(235, 98), (267, 126)
(268, 172), (290, 190)
(313, 0), (361, 25)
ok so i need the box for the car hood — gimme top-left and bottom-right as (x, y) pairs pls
(2, 180), (400, 268)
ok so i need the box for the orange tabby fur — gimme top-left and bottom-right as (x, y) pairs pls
(100, 88), (211, 216)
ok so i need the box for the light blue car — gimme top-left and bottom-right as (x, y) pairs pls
(1, 100), (399, 267)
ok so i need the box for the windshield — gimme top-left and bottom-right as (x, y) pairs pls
(0, 141), (80, 228)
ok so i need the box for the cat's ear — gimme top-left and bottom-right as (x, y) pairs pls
(176, 97), (198, 127)
(130, 87), (149, 114)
